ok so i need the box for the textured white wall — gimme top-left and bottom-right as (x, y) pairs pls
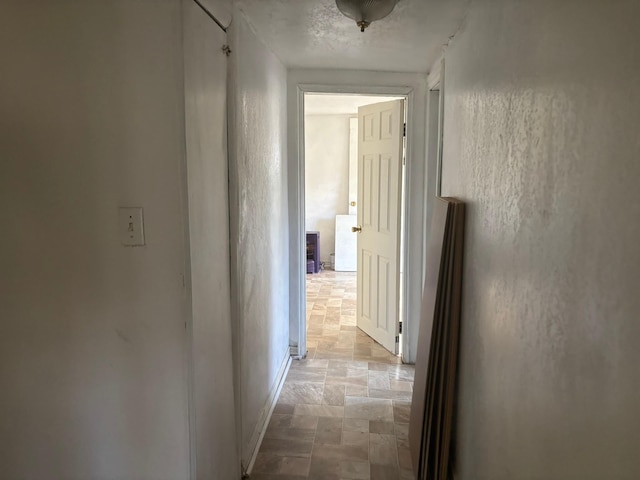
(441, 1), (640, 478)
(0, 1), (190, 478)
(305, 114), (351, 263)
(227, 9), (291, 469)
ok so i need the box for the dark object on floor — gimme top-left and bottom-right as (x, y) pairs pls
(409, 197), (465, 480)
(306, 231), (321, 273)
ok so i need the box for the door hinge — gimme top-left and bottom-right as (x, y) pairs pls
(222, 44), (232, 57)
(399, 321), (403, 334)
(403, 122), (406, 137)
(395, 335), (400, 344)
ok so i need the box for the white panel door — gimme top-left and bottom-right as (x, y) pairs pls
(357, 99), (404, 354)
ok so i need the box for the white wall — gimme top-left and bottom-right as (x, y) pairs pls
(227, 9), (291, 470)
(440, 1), (640, 478)
(182, 1), (239, 478)
(0, 1), (191, 478)
(304, 114), (351, 263)
(198, 0), (232, 27)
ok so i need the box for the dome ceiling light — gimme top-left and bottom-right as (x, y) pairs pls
(335, 0), (399, 32)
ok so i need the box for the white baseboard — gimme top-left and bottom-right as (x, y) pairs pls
(243, 348), (292, 476)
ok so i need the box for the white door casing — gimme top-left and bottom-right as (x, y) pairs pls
(357, 99), (404, 354)
(348, 117), (358, 215)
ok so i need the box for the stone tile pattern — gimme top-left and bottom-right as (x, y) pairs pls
(252, 271), (415, 480)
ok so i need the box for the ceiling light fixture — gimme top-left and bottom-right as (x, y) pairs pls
(336, 0), (399, 32)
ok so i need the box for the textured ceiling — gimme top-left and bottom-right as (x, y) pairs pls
(234, 0), (470, 73)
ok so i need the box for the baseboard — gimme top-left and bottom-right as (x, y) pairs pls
(243, 347), (292, 476)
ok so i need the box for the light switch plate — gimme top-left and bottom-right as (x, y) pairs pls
(119, 207), (145, 246)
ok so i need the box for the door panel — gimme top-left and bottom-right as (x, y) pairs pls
(378, 256), (390, 330)
(379, 155), (391, 233)
(363, 112), (375, 140)
(363, 154), (374, 227)
(356, 99), (404, 354)
(362, 250), (373, 320)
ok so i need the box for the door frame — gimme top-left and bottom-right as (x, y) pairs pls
(424, 59), (445, 290)
(287, 71), (427, 363)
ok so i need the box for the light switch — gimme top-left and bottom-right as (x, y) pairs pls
(119, 207), (145, 246)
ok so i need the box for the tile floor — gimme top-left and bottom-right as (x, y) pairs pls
(251, 270), (415, 480)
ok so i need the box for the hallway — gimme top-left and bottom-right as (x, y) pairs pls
(253, 271), (415, 480)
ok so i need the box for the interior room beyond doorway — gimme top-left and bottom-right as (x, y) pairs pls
(303, 93), (407, 357)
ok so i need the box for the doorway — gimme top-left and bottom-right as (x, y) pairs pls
(303, 93), (407, 359)
(288, 77), (427, 366)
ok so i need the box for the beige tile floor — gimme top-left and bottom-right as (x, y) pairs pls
(252, 271), (415, 480)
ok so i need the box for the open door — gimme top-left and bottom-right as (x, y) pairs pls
(356, 99), (404, 354)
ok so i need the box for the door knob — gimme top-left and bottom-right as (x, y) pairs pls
(352, 226), (362, 233)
